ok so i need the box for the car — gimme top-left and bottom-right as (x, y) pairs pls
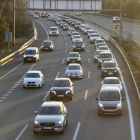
(96, 87), (124, 116)
(76, 12), (81, 16)
(81, 25), (88, 32)
(71, 32), (80, 40)
(41, 40), (54, 51)
(42, 13), (48, 18)
(98, 52), (115, 68)
(83, 26), (92, 34)
(96, 46), (110, 51)
(113, 17), (120, 22)
(67, 19), (72, 24)
(65, 63), (83, 79)
(73, 41), (85, 51)
(101, 61), (120, 78)
(74, 22), (81, 29)
(48, 16), (53, 21)
(23, 70), (44, 88)
(100, 77), (123, 93)
(33, 14), (39, 19)
(90, 33), (101, 43)
(79, 24), (86, 31)
(72, 35), (83, 42)
(68, 28), (75, 36)
(95, 43), (107, 49)
(65, 17), (71, 22)
(23, 47), (39, 63)
(60, 22), (66, 28)
(52, 17), (57, 22)
(71, 20), (77, 26)
(63, 24), (70, 30)
(49, 78), (74, 100)
(87, 30), (96, 37)
(33, 101), (68, 134)
(94, 50), (107, 63)
(49, 26), (59, 36)
(55, 19), (62, 25)
(66, 52), (81, 64)
(95, 39), (105, 48)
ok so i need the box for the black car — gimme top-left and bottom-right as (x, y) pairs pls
(73, 41), (85, 51)
(66, 52), (81, 64)
(42, 14), (48, 18)
(101, 61), (120, 78)
(41, 40), (54, 51)
(49, 78), (74, 100)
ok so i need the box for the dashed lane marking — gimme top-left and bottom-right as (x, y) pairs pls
(84, 90), (88, 100)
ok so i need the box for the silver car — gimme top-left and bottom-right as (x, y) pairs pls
(90, 33), (101, 43)
(72, 35), (83, 42)
(87, 30), (96, 38)
(68, 28), (75, 36)
(100, 77), (123, 93)
(65, 64), (83, 79)
(94, 50), (107, 63)
(66, 52), (81, 64)
(83, 27), (92, 34)
(71, 32), (80, 40)
(33, 101), (68, 134)
(96, 46), (110, 51)
(95, 39), (106, 48)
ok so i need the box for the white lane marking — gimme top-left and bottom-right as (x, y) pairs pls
(85, 43), (86, 45)
(15, 124), (29, 140)
(87, 49), (89, 53)
(15, 84), (19, 86)
(1, 97), (6, 99)
(115, 59), (135, 140)
(35, 20), (49, 40)
(4, 94), (9, 96)
(66, 43), (67, 46)
(12, 86), (17, 88)
(65, 37), (66, 40)
(56, 72), (60, 78)
(131, 32), (135, 35)
(17, 82), (21, 84)
(19, 79), (23, 82)
(65, 50), (67, 53)
(84, 90), (88, 100)
(73, 122), (81, 140)
(10, 89), (14, 91)
(88, 71), (90, 78)
(7, 91), (12, 93)
(0, 62), (23, 80)
(62, 33), (64, 35)
(88, 58), (90, 63)
(0, 100), (3, 103)
(62, 59), (65, 64)
(43, 91), (50, 102)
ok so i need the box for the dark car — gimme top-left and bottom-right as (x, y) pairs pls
(63, 24), (70, 30)
(101, 61), (120, 78)
(96, 87), (124, 116)
(42, 14), (48, 18)
(66, 52), (81, 64)
(73, 41), (85, 51)
(41, 40), (54, 51)
(98, 52), (115, 68)
(49, 78), (74, 100)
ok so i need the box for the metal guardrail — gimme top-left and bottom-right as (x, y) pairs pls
(68, 14), (140, 102)
(0, 21), (37, 66)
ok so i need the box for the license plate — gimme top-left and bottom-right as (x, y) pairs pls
(44, 127), (52, 129)
(28, 59), (32, 60)
(29, 84), (34, 85)
(58, 95), (64, 97)
(108, 73), (113, 75)
(45, 48), (48, 49)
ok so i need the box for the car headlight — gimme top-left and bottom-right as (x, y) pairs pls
(78, 72), (82, 74)
(24, 81), (27, 83)
(99, 60), (102, 63)
(117, 103), (121, 107)
(34, 121), (39, 125)
(67, 59), (70, 61)
(33, 56), (36, 58)
(36, 80), (40, 83)
(24, 56), (26, 58)
(77, 58), (80, 61)
(82, 45), (85, 48)
(99, 103), (103, 107)
(66, 91), (71, 94)
(114, 70), (118, 73)
(51, 91), (56, 95)
(56, 120), (62, 124)
(73, 45), (76, 48)
(103, 69), (107, 72)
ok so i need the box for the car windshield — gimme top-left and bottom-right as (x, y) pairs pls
(68, 53), (79, 57)
(74, 36), (81, 38)
(25, 50), (36, 54)
(68, 65), (80, 70)
(95, 51), (102, 55)
(52, 80), (70, 87)
(100, 92), (120, 101)
(51, 28), (57, 30)
(38, 107), (62, 115)
(76, 23), (81, 25)
(99, 54), (112, 58)
(43, 42), (51, 46)
(103, 63), (116, 67)
(104, 79), (119, 84)
(98, 47), (108, 50)
(74, 42), (83, 45)
(89, 31), (96, 33)
(64, 25), (69, 27)
(85, 27), (91, 29)
(25, 73), (40, 78)
(72, 33), (79, 35)
(91, 34), (99, 37)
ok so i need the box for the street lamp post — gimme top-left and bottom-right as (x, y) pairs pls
(13, 0), (15, 46)
(119, 0), (122, 46)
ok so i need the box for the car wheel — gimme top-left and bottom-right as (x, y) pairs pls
(34, 130), (38, 134)
(102, 74), (105, 78)
(94, 60), (96, 63)
(82, 49), (85, 51)
(41, 49), (43, 52)
(67, 62), (69, 65)
(39, 83), (42, 88)
(65, 117), (68, 126)
(23, 86), (26, 89)
(73, 49), (75, 51)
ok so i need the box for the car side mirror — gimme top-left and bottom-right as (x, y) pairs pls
(35, 111), (37, 115)
(122, 97), (124, 101)
(96, 98), (99, 101)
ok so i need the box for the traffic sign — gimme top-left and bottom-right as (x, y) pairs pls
(6, 32), (12, 42)
(114, 24), (124, 30)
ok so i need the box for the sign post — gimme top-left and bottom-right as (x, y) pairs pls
(6, 32), (12, 54)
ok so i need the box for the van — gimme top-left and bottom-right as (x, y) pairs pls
(49, 26), (59, 36)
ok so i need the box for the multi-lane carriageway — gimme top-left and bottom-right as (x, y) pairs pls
(0, 16), (140, 140)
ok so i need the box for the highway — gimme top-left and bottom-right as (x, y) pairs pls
(69, 13), (140, 44)
(0, 16), (140, 140)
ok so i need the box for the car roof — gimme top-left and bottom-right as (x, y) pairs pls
(55, 77), (70, 80)
(69, 28), (75, 30)
(69, 52), (79, 54)
(68, 63), (80, 66)
(73, 35), (81, 37)
(98, 46), (108, 48)
(41, 101), (62, 107)
(26, 47), (37, 50)
(50, 26), (58, 28)
(103, 61), (116, 64)
(91, 33), (99, 35)
(43, 40), (52, 43)
(100, 52), (111, 54)
(27, 70), (40, 73)
(96, 39), (104, 41)
(100, 87), (120, 93)
(72, 32), (79, 34)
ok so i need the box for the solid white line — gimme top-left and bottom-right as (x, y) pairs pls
(84, 90), (88, 100)
(87, 49), (89, 53)
(88, 71), (90, 78)
(4, 94), (9, 96)
(15, 84), (19, 86)
(88, 58), (90, 63)
(15, 124), (29, 140)
(56, 72), (60, 78)
(0, 100), (3, 103)
(62, 59), (65, 64)
(0, 62), (23, 80)
(73, 122), (81, 140)
(35, 20), (49, 40)
(43, 91), (50, 102)
(115, 59), (135, 140)
(65, 50), (67, 53)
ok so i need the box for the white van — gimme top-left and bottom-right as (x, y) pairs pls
(49, 26), (59, 36)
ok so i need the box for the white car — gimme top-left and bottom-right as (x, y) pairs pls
(81, 25), (88, 32)
(95, 39), (105, 48)
(113, 17), (120, 22)
(76, 12), (81, 16)
(83, 27), (92, 34)
(71, 32), (80, 40)
(23, 71), (44, 88)
(90, 33), (101, 43)
(33, 14), (39, 19)
(72, 35), (83, 42)
(79, 24), (86, 31)
(68, 28), (75, 36)
(49, 26), (59, 36)
(96, 46), (110, 51)
(100, 77), (123, 93)
(88, 30), (96, 38)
